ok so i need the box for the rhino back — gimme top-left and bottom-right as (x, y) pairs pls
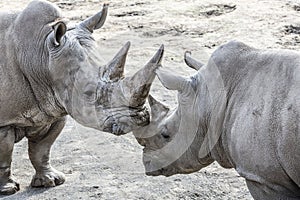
(212, 41), (300, 194)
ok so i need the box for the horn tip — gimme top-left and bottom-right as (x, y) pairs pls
(185, 50), (191, 54)
(101, 3), (109, 12)
(125, 41), (131, 48)
(159, 44), (164, 51)
(155, 44), (164, 64)
(158, 44), (164, 56)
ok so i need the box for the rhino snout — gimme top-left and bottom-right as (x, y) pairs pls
(144, 161), (176, 177)
(102, 107), (150, 135)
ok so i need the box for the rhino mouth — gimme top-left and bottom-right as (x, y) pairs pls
(142, 150), (178, 177)
(102, 107), (150, 135)
(144, 162), (177, 177)
(146, 169), (175, 177)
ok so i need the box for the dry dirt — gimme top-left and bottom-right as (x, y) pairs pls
(1, 0), (300, 199)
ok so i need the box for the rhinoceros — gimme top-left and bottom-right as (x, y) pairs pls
(133, 40), (300, 199)
(0, 0), (164, 195)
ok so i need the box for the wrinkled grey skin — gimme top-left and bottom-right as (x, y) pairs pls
(0, 0), (163, 195)
(133, 41), (300, 199)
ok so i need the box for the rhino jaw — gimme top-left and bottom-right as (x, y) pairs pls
(143, 151), (178, 177)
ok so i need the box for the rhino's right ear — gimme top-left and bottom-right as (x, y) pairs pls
(52, 21), (67, 46)
(80, 4), (108, 33)
(184, 51), (204, 71)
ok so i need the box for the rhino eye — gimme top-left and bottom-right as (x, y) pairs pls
(161, 128), (170, 139)
(83, 84), (96, 101)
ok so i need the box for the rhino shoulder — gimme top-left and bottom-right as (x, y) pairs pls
(14, 0), (62, 30)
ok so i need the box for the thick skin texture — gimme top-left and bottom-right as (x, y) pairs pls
(133, 40), (300, 199)
(0, 0), (163, 195)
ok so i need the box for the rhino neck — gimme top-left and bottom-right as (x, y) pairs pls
(196, 64), (234, 169)
(16, 54), (67, 119)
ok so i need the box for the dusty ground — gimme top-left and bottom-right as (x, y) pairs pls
(1, 0), (300, 199)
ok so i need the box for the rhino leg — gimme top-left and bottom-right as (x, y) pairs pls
(27, 117), (66, 188)
(0, 127), (20, 195)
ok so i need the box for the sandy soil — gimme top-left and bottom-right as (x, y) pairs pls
(1, 0), (300, 199)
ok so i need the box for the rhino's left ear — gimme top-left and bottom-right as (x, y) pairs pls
(156, 68), (188, 92)
(52, 21), (67, 46)
(80, 4), (108, 33)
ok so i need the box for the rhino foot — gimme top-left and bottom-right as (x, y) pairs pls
(31, 167), (65, 188)
(0, 178), (20, 195)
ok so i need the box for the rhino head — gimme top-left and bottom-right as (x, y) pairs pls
(133, 52), (222, 176)
(13, 1), (163, 135)
(49, 6), (164, 135)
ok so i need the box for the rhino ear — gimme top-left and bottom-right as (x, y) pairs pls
(80, 4), (108, 33)
(184, 51), (204, 71)
(52, 21), (67, 46)
(156, 68), (188, 91)
(148, 95), (169, 121)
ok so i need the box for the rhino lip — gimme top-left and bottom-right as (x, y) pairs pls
(112, 124), (125, 135)
(103, 120), (126, 136)
(145, 167), (175, 177)
(145, 166), (175, 177)
(145, 170), (161, 176)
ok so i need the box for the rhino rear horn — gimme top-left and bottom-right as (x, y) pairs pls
(80, 4), (108, 32)
(184, 51), (204, 71)
(101, 42), (130, 81)
(148, 95), (170, 121)
(125, 45), (164, 107)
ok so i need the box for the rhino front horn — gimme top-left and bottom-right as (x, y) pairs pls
(101, 42), (131, 81)
(80, 4), (108, 32)
(126, 45), (164, 107)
